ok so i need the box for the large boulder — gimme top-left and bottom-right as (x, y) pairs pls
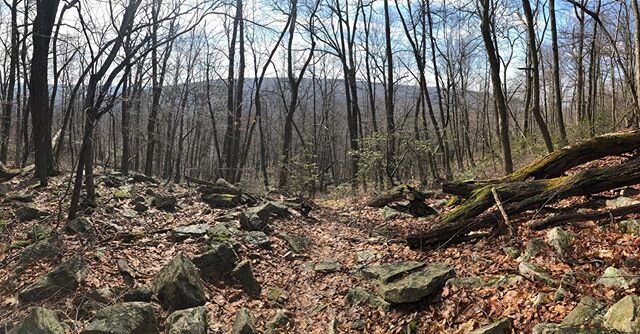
(166, 306), (207, 334)
(377, 263), (454, 304)
(596, 266), (638, 289)
(603, 295), (640, 333)
(469, 318), (512, 334)
(153, 254), (206, 311)
(232, 261), (261, 296)
(10, 307), (65, 334)
(192, 242), (239, 280)
(81, 302), (158, 334)
(19, 255), (88, 302)
(231, 308), (257, 334)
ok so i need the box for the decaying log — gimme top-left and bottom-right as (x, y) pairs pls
(443, 130), (640, 197)
(366, 184), (432, 208)
(529, 203), (640, 230)
(0, 162), (34, 182)
(407, 157), (640, 249)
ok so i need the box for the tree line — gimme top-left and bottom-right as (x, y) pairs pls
(1, 0), (639, 207)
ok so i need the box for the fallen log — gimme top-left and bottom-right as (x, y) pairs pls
(366, 184), (433, 208)
(407, 157), (640, 249)
(0, 162), (34, 182)
(443, 130), (640, 197)
(528, 203), (640, 230)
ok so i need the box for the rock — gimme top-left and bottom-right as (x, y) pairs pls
(116, 259), (136, 286)
(133, 202), (148, 213)
(350, 319), (366, 330)
(26, 224), (51, 241)
(561, 296), (606, 326)
(280, 233), (310, 253)
(166, 306), (207, 334)
(518, 262), (557, 286)
(618, 219), (640, 236)
(208, 223), (234, 241)
(469, 318), (512, 334)
(239, 212), (271, 232)
(383, 206), (413, 220)
(328, 319), (339, 334)
(345, 287), (390, 311)
(77, 298), (106, 319)
(15, 206), (48, 221)
(4, 192), (34, 203)
(356, 251), (376, 263)
(534, 293), (549, 307)
(114, 186), (132, 199)
(620, 187), (640, 197)
(153, 254), (206, 311)
(446, 275), (522, 289)
(121, 208), (138, 218)
(19, 255), (88, 302)
(64, 217), (93, 234)
(244, 231), (272, 249)
(314, 258), (341, 273)
(130, 172), (157, 183)
(603, 295), (640, 333)
(606, 196), (640, 208)
(0, 183), (9, 196)
(596, 266), (638, 289)
(531, 323), (580, 334)
(123, 286), (152, 302)
(20, 238), (61, 265)
(192, 242), (239, 279)
(81, 302), (158, 334)
(522, 238), (545, 260)
(151, 193), (177, 211)
(232, 260), (261, 295)
(547, 227), (574, 256)
(231, 308), (257, 334)
(202, 193), (241, 208)
(247, 202), (290, 222)
(266, 310), (291, 332)
(502, 246), (520, 259)
(171, 223), (210, 241)
(10, 307), (65, 334)
(553, 287), (567, 302)
(266, 287), (289, 304)
(361, 261), (425, 283)
(378, 263), (454, 304)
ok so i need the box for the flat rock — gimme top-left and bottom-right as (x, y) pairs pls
(244, 231), (272, 249)
(361, 261), (425, 283)
(561, 296), (606, 327)
(314, 258), (341, 273)
(171, 223), (210, 240)
(192, 242), (239, 280)
(345, 287), (390, 311)
(606, 196), (640, 208)
(596, 266), (638, 289)
(10, 307), (65, 334)
(166, 306), (207, 334)
(382, 206), (412, 220)
(64, 217), (93, 234)
(202, 193), (241, 208)
(518, 262), (557, 286)
(20, 238), (62, 265)
(469, 318), (512, 334)
(81, 302), (158, 334)
(231, 308), (257, 334)
(378, 263), (454, 304)
(153, 253), (206, 311)
(232, 260), (261, 295)
(19, 255), (88, 302)
(280, 233), (310, 253)
(603, 294), (640, 332)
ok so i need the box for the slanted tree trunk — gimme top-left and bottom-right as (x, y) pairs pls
(443, 130), (640, 197)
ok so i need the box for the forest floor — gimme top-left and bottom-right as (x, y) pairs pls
(1, 159), (640, 333)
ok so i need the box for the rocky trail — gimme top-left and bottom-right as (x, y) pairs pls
(2, 168), (640, 333)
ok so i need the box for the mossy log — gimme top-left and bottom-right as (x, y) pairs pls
(442, 130), (640, 197)
(529, 203), (640, 230)
(366, 184), (432, 208)
(407, 157), (640, 249)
